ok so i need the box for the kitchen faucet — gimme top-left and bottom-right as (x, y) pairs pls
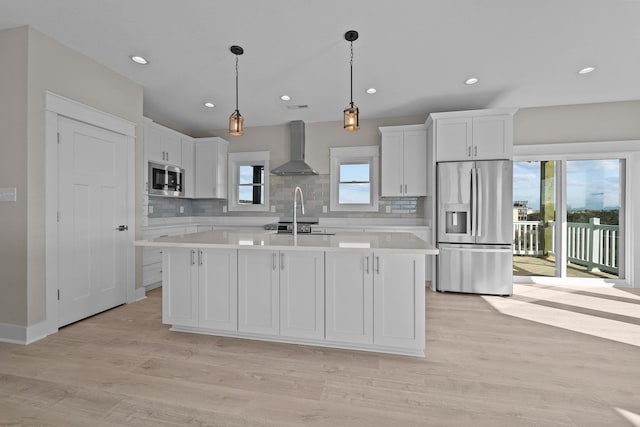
(293, 186), (305, 238)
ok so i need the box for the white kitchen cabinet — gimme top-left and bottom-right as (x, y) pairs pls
(237, 249), (324, 339)
(278, 250), (324, 340)
(326, 251), (425, 351)
(144, 118), (183, 166)
(237, 249), (280, 335)
(373, 253), (425, 350)
(325, 251), (374, 344)
(181, 136), (194, 198)
(379, 125), (427, 197)
(162, 247), (198, 327)
(430, 109), (515, 162)
(142, 225), (198, 290)
(198, 248), (238, 331)
(194, 137), (228, 199)
(162, 247), (237, 330)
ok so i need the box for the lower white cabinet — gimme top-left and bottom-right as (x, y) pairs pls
(143, 225), (198, 290)
(326, 251), (425, 351)
(373, 253), (425, 349)
(237, 249), (280, 335)
(237, 249), (325, 339)
(163, 247), (237, 331)
(279, 250), (325, 340)
(162, 246), (425, 356)
(325, 251), (373, 344)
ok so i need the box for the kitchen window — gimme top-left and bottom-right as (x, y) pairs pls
(330, 145), (379, 212)
(228, 151), (270, 212)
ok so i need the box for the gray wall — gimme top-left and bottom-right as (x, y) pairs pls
(514, 101), (640, 144)
(0, 26), (144, 328)
(0, 27), (29, 326)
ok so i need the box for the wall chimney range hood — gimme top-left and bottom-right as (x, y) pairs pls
(271, 120), (318, 175)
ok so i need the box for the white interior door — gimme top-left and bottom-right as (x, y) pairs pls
(57, 117), (128, 327)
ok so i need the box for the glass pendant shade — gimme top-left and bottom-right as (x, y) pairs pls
(343, 104), (359, 131)
(229, 110), (244, 136)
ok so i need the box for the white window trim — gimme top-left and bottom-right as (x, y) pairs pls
(330, 145), (379, 212)
(228, 151), (270, 212)
(513, 140), (640, 288)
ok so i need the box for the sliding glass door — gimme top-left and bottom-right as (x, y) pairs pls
(512, 158), (625, 280)
(565, 160), (623, 279)
(513, 161), (557, 277)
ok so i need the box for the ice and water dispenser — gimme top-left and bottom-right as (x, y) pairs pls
(441, 204), (470, 237)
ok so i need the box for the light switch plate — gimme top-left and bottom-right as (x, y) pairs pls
(0, 188), (17, 202)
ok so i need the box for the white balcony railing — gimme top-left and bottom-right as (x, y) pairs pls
(513, 218), (619, 275)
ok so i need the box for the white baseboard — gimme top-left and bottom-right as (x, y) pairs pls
(133, 287), (146, 302)
(0, 320), (50, 345)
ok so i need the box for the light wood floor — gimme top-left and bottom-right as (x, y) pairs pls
(1, 285), (639, 426)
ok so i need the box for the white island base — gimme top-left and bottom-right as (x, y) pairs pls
(136, 231), (438, 357)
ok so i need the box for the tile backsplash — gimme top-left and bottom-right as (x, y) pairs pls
(149, 174), (424, 219)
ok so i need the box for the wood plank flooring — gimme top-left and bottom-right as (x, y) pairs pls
(1, 284), (639, 426)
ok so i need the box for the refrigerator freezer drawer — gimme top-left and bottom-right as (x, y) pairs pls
(438, 244), (513, 295)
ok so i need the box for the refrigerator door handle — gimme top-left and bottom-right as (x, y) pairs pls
(470, 167), (477, 237)
(476, 167), (482, 238)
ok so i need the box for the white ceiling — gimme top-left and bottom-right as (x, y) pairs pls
(2, 0), (639, 135)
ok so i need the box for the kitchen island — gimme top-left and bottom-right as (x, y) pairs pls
(135, 230), (438, 357)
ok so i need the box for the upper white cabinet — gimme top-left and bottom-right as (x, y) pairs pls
(181, 136), (194, 198)
(428, 109), (516, 162)
(379, 125), (427, 197)
(194, 137), (228, 199)
(144, 118), (183, 166)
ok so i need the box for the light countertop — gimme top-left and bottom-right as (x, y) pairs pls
(135, 230), (438, 255)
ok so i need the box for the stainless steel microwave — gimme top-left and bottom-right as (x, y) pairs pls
(148, 162), (184, 197)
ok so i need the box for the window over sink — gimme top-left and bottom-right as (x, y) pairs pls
(330, 145), (379, 212)
(228, 151), (270, 212)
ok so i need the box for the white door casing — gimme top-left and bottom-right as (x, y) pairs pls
(57, 117), (128, 327)
(45, 92), (137, 340)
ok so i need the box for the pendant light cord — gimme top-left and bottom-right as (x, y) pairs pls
(235, 55), (239, 112)
(349, 41), (354, 107)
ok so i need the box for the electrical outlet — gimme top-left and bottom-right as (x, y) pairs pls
(322, 205), (327, 213)
(179, 206), (184, 214)
(270, 205), (276, 212)
(385, 205), (392, 213)
(148, 205), (154, 214)
(222, 206), (227, 213)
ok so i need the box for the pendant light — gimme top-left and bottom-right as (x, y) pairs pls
(229, 45), (244, 136)
(343, 30), (359, 131)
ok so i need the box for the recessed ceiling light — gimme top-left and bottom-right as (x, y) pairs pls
(280, 95), (291, 101)
(578, 66), (596, 74)
(203, 102), (215, 108)
(365, 88), (377, 94)
(465, 77), (479, 85)
(130, 55), (148, 65)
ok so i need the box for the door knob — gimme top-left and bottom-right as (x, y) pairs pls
(116, 225), (128, 231)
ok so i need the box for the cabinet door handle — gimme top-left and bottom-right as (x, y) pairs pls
(467, 146), (471, 157)
(280, 253), (284, 270)
(376, 256), (380, 274)
(190, 249), (195, 266)
(198, 249), (203, 266)
(474, 146), (478, 157)
(404, 184), (407, 194)
(400, 184), (403, 194)
(167, 152), (169, 161)
(272, 252), (277, 270)
(365, 256), (370, 274)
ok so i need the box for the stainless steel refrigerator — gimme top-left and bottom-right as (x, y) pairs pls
(437, 160), (513, 295)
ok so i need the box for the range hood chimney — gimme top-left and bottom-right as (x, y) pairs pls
(271, 121), (318, 175)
